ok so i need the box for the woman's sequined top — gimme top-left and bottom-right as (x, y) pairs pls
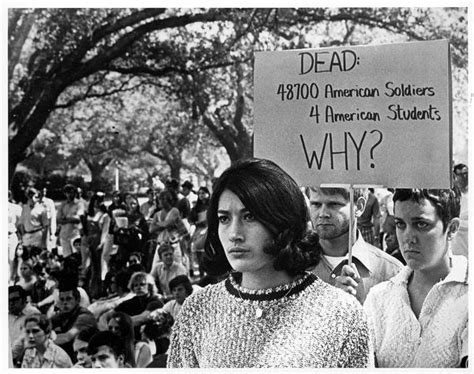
(168, 272), (373, 368)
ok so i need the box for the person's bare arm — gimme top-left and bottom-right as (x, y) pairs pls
(54, 326), (79, 345)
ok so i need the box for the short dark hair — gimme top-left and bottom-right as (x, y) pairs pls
(142, 311), (174, 340)
(181, 181), (193, 190)
(58, 286), (81, 301)
(169, 275), (193, 295)
(453, 163), (467, 174)
(203, 158), (320, 276)
(87, 331), (124, 357)
(9, 285), (27, 300)
(393, 188), (460, 232)
(24, 313), (51, 334)
(166, 179), (179, 191)
(115, 270), (132, 292)
(76, 327), (99, 343)
(63, 184), (76, 193)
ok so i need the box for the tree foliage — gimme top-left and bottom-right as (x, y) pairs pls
(9, 7), (468, 187)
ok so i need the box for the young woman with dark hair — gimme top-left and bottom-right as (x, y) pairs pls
(106, 311), (137, 367)
(168, 158), (372, 368)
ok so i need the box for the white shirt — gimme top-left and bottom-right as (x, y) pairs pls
(162, 299), (183, 320)
(364, 255), (468, 368)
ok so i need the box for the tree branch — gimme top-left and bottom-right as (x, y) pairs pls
(70, 10), (223, 82)
(55, 81), (142, 109)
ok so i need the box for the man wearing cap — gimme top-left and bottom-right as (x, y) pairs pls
(57, 184), (84, 258)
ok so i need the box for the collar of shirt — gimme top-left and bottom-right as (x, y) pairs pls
(26, 339), (54, 363)
(161, 262), (179, 272)
(443, 255), (468, 284)
(346, 231), (373, 275)
(390, 255), (468, 286)
(318, 231), (373, 276)
(42, 339), (55, 362)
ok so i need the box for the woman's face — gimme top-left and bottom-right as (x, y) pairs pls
(128, 255), (140, 266)
(20, 264), (32, 277)
(128, 199), (139, 212)
(107, 318), (121, 337)
(198, 189), (209, 201)
(217, 189), (275, 276)
(28, 192), (40, 204)
(25, 321), (48, 348)
(159, 195), (171, 210)
(108, 276), (117, 294)
(394, 198), (453, 272)
(172, 284), (189, 305)
(93, 198), (101, 210)
(160, 249), (174, 267)
(131, 276), (148, 296)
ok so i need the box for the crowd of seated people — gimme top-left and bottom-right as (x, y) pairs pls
(8, 180), (215, 368)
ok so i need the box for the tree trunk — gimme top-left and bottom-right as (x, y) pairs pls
(169, 162), (181, 182)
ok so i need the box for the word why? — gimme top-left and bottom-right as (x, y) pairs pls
(300, 130), (383, 170)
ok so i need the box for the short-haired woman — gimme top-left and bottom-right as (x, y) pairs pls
(364, 189), (467, 367)
(168, 158), (372, 368)
(21, 313), (72, 368)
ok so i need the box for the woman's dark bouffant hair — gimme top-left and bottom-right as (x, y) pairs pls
(202, 158), (321, 276)
(24, 313), (51, 334)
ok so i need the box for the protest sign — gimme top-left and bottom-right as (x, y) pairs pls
(254, 40), (452, 188)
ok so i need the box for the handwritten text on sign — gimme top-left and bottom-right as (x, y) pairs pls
(254, 40), (451, 188)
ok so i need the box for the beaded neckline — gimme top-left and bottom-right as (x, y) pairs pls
(225, 272), (316, 302)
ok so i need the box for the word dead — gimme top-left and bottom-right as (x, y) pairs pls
(298, 49), (360, 75)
